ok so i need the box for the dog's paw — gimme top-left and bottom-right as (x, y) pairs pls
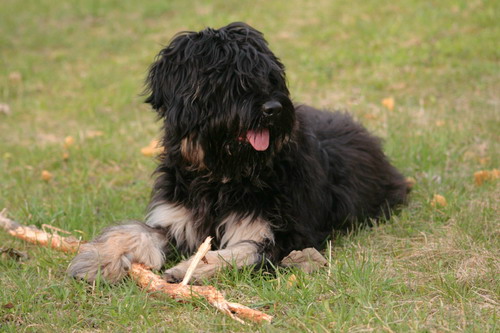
(163, 264), (209, 284)
(163, 252), (222, 284)
(68, 243), (131, 283)
(162, 266), (186, 283)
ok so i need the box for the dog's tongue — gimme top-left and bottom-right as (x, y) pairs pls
(246, 129), (270, 151)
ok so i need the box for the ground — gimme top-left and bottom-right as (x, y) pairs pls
(0, 0), (498, 331)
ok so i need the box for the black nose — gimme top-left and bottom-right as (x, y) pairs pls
(262, 101), (282, 117)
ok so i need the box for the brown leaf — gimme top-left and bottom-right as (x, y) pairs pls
(381, 97), (395, 111)
(63, 136), (75, 148)
(141, 139), (164, 157)
(431, 194), (447, 207)
(286, 274), (297, 288)
(474, 169), (500, 186)
(406, 177), (416, 189)
(2, 303), (14, 309)
(41, 170), (53, 182)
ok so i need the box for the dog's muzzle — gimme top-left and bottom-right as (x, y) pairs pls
(235, 101), (284, 152)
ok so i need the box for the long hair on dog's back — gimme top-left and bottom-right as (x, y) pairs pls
(68, 22), (409, 283)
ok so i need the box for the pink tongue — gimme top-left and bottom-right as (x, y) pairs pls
(246, 129), (270, 151)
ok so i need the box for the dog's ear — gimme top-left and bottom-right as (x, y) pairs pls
(144, 32), (194, 119)
(144, 52), (168, 115)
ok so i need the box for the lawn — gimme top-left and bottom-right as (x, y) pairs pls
(0, 0), (498, 331)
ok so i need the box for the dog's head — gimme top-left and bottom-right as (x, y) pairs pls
(145, 22), (295, 181)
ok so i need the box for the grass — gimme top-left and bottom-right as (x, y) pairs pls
(0, 0), (498, 331)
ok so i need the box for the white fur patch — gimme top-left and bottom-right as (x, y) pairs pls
(146, 202), (198, 252)
(164, 215), (274, 282)
(218, 214), (274, 248)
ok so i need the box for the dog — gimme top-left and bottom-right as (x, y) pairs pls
(68, 22), (409, 283)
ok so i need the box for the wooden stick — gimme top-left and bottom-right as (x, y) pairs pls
(0, 209), (273, 324)
(0, 209), (81, 253)
(181, 236), (212, 286)
(130, 263), (273, 324)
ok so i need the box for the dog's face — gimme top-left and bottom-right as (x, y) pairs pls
(145, 22), (295, 181)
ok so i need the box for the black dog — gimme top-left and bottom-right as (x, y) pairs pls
(69, 22), (409, 283)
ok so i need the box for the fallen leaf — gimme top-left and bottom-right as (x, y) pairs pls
(286, 274), (297, 288)
(474, 169), (500, 186)
(140, 146), (155, 157)
(141, 139), (164, 157)
(150, 139), (161, 149)
(381, 97), (395, 111)
(64, 136), (75, 148)
(474, 171), (488, 186)
(41, 170), (53, 182)
(406, 177), (416, 189)
(431, 194), (447, 207)
(2, 302), (15, 309)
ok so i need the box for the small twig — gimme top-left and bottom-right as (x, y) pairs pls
(42, 224), (72, 235)
(181, 236), (212, 286)
(0, 208), (273, 324)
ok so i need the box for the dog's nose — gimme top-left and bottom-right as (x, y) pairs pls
(262, 101), (282, 117)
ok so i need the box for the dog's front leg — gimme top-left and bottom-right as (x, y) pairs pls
(163, 215), (273, 283)
(68, 222), (168, 283)
(163, 242), (263, 283)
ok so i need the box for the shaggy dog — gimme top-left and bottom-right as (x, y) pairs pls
(69, 22), (409, 283)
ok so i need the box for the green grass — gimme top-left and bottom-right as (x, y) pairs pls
(1, 0), (498, 331)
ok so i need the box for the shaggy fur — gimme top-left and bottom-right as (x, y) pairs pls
(69, 22), (409, 283)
